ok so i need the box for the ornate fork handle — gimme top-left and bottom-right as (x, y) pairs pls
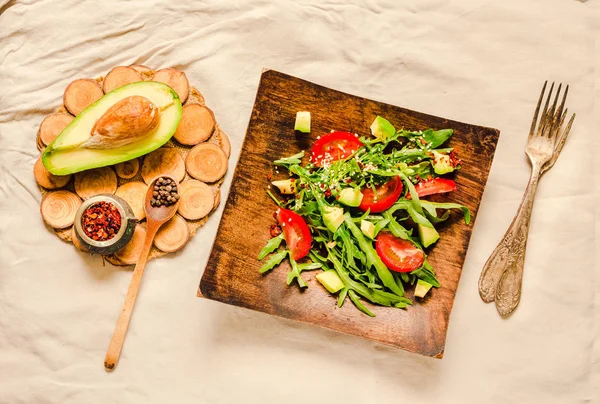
(478, 164), (542, 309)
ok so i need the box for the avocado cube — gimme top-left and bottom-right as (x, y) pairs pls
(338, 187), (363, 207)
(418, 224), (439, 247)
(415, 279), (433, 298)
(370, 115), (396, 140)
(295, 111), (311, 133)
(316, 270), (344, 294)
(432, 150), (455, 175)
(322, 206), (344, 233)
(271, 179), (297, 194)
(361, 220), (376, 239)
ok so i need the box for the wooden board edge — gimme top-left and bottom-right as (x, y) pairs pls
(197, 69), (270, 297)
(199, 282), (445, 358)
(261, 69), (501, 137)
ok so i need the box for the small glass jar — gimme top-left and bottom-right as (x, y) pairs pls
(74, 194), (137, 255)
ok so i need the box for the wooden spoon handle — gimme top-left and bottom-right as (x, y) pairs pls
(104, 222), (159, 371)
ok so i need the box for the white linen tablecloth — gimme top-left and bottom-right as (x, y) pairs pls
(1, 0), (598, 403)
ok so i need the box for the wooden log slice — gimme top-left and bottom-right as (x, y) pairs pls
(141, 147), (186, 184)
(34, 156), (72, 189)
(112, 224), (146, 265)
(217, 129), (231, 158)
(74, 167), (118, 200)
(41, 190), (82, 229)
(63, 79), (104, 116)
(177, 180), (213, 220)
(187, 87), (205, 105)
(130, 64), (155, 80)
(71, 226), (89, 252)
(213, 189), (221, 211)
(153, 214), (189, 252)
(114, 159), (140, 179)
(115, 181), (147, 221)
(185, 143), (228, 183)
(103, 66), (143, 93)
(173, 104), (216, 146)
(152, 68), (189, 103)
(38, 113), (74, 146)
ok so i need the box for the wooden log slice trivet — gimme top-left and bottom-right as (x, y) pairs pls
(33, 65), (230, 265)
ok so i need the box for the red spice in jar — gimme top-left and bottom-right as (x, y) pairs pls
(82, 202), (122, 241)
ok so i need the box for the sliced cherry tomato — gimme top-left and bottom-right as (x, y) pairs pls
(276, 208), (312, 260)
(358, 176), (403, 213)
(311, 131), (363, 167)
(375, 231), (424, 273)
(408, 178), (456, 199)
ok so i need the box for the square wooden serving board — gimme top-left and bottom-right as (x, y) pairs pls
(199, 69), (500, 358)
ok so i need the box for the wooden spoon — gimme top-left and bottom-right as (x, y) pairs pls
(104, 175), (180, 371)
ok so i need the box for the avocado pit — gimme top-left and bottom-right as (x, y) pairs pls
(83, 95), (160, 149)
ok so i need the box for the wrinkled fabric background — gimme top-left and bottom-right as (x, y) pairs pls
(0, 0), (598, 403)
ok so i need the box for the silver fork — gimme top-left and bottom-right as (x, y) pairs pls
(478, 82), (576, 317)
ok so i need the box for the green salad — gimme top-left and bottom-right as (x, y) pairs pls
(258, 115), (470, 316)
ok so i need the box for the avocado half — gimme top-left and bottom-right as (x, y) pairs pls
(42, 81), (183, 175)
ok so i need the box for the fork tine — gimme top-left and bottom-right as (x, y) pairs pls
(529, 81), (547, 139)
(537, 82), (555, 137)
(556, 85), (569, 124)
(554, 113), (576, 157)
(551, 84), (568, 138)
(547, 83), (562, 135)
(558, 108), (568, 134)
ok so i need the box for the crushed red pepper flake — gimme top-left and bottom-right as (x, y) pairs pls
(82, 202), (122, 242)
(449, 150), (462, 167)
(269, 224), (282, 237)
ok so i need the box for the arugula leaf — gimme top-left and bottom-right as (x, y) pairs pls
(259, 250), (287, 274)
(411, 260), (440, 288)
(337, 288), (348, 308)
(391, 199), (434, 229)
(423, 129), (453, 148)
(327, 251), (411, 307)
(343, 214), (405, 297)
(421, 203), (451, 223)
(258, 234), (284, 260)
(420, 201), (471, 224)
(274, 151), (305, 166)
(297, 262), (322, 271)
(348, 290), (375, 317)
(382, 211), (412, 240)
(399, 174), (424, 213)
(338, 226), (358, 269)
(373, 217), (390, 237)
(266, 190), (285, 208)
(404, 161), (432, 179)
(393, 273), (405, 294)
(286, 257), (308, 288)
